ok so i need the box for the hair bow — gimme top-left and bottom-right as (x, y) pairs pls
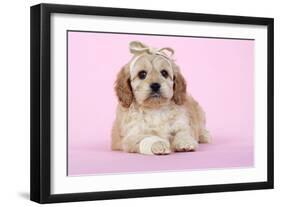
(129, 41), (174, 61)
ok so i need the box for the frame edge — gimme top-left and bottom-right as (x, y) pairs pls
(30, 4), (42, 203)
(267, 18), (274, 189)
(30, 3), (52, 204)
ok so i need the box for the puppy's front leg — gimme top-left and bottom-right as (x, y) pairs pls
(122, 135), (171, 155)
(172, 130), (198, 152)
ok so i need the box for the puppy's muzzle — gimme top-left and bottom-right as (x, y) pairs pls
(150, 82), (161, 93)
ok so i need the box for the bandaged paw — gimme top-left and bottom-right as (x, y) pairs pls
(139, 136), (171, 155)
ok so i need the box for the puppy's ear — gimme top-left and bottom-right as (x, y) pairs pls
(115, 65), (134, 108)
(172, 64), (187, 105)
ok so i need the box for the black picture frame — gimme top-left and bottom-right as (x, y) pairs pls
(30, 3), (274, 204)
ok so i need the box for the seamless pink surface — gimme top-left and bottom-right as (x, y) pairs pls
(68, 31), (254, 176)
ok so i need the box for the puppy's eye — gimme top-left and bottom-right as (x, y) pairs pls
(138, 70), (147, 80)
(161, 70), (169, 78)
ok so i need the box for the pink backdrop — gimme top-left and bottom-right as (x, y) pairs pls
(68, 31), (254, 176)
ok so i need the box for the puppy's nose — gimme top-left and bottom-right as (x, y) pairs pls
(150, 82), (161, 92)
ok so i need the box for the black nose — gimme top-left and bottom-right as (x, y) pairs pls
(150, 82), (161, 92)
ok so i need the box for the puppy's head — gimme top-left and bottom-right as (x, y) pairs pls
(115, 41), (186, 108)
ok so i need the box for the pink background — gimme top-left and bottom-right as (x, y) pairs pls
(68, 31), (254, 176)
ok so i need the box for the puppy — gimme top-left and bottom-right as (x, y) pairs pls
(111, 41), (211, 155)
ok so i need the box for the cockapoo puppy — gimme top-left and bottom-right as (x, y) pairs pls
(111, 41), (211, 155)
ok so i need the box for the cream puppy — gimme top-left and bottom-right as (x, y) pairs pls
(111, 41), (211, 155)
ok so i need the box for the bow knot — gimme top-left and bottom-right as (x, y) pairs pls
(129, 41), (174, 61)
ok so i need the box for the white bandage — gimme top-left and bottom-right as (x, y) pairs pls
(139, 136), (169, 155)
(129, 54), (172, 75)
(129, 41), (174, 75)
(129, 54), (144, 75)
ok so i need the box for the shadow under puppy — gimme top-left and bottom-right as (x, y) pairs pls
(112, 41), (211, 155)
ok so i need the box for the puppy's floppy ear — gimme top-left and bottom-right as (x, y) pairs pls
(172, 64), (187, 105)
(115, 65), (134, 108)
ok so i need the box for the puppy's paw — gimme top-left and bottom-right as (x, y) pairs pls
(173, 138), (198, 152)
(139, 136), (171, 155)
(199, 129), (211, 143)
(151, 141), (171, 155)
